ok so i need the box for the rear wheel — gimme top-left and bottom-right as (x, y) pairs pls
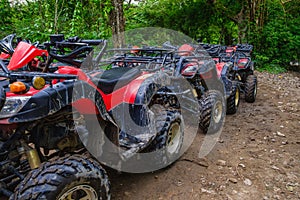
(226, 85), (240, 114)
(245, 75), (257, 103)
(10, 154), (111, 200)
(199, 90), (225, 134)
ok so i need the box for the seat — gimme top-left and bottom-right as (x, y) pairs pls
(91, 67), (142, 94)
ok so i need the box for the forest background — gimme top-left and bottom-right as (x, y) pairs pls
(0, 0), (299, 73)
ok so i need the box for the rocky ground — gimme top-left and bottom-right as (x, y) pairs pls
(109, 71), (300, 200)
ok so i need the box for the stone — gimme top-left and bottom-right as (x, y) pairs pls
(217, 159), (227, 166)
(277, 131), (286, 137)
(229, 178), (238, 183)
(243, 178), (252, 186)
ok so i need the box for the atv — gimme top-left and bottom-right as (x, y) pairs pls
(0, 34), (190, 199)
(171, 43), (240, 119)
(216, 46), (257, 103)
(163, 42), (241, 120)
(201, 43), (257, 103)
(104, 43), (228, 134)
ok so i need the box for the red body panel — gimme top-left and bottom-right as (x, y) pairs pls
(215, 62), (225, 78)
(7, 42), (48, 71)
(72, 99), (99, 114)
(55, 66), (150, 112)
(102, 77), (144, 111)
(52, 66), (90, 84)
(213, 57), (219, 63)
(0, 52), (10, 59)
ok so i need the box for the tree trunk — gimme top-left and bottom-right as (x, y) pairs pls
(109, 0), (125, 48)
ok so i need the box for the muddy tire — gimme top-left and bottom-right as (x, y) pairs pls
(10, 154), (111, 200)
(144, 110), (184, 165)
(226, 85), (240, 114)
(199, 90), (225, 134)
(245, 75), (257, 103)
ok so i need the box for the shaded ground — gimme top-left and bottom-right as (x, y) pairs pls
(109, 71), (300, 200)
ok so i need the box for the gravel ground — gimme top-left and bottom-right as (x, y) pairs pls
(109, 71), (300, 200)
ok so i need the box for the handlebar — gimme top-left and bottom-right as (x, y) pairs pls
(203, 45), (224, 56)
(80, 39), (105, 46)
(46, 34), (105, 48)
(42, 35), (107, 69)
(0, 71), (77, 80)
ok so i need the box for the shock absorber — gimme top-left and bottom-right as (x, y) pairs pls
(19, 140), (41, 169)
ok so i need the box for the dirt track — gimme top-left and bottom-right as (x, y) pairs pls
(109, 71), (300, 200)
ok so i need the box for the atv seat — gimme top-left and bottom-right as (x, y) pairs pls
(91, 67), (142, 94)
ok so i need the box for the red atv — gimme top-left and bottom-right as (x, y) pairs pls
(0, 34), (189, 199)
(201, 43), (257, 103)
(216, 44), (257, 103)
(106, 43), (227, 134)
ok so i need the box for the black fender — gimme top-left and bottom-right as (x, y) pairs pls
(134, 72), (172, 105)
(7, 80), (110, 123)
(110, 72), (174, 132)
(220, 64), (240, 98)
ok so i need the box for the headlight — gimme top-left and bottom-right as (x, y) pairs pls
(238, 58), (249, 68)
(0, 96), (30, 118)
(181, 64), (198, 77)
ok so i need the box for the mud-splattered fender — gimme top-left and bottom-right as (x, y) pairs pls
(7, 80), (109, 123)
(134, 72), (171, 105)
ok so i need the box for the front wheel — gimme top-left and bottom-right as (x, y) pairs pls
(10, 154), (111, 200)
(226, 85), (240, 115)
(199, 90), (225, 134)
(143, 110), (184, 166)
(245, 75), (257, 103)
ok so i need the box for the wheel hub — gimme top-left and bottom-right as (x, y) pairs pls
(213, 100), (223, 124)
(167, 122), (181, 155)
(235, 88), (240, 106)
(58, 184), (98, 200)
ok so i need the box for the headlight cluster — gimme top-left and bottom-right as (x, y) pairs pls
(0, 97), (30, 118)
(181, 65), (198, 77)
(237, 59), (248, 68)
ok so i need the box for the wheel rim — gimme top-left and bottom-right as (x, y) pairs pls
(213, 100), (223, 124)
(58, 184), (98, 200)
(166, 122), (181, 155)
(235, 88), (240, 107)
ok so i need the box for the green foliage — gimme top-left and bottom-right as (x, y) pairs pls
(0, 0), (299, 74)
(0, 0), (13, 34)
(2, 0), (112, 41)
(253, 0), (300, 72)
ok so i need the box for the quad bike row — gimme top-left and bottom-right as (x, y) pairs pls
(0, 34), (196, 199)
(0, 33), (252, 199)
(103, 42), (243, 131)
(199, 42), (258, 103)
